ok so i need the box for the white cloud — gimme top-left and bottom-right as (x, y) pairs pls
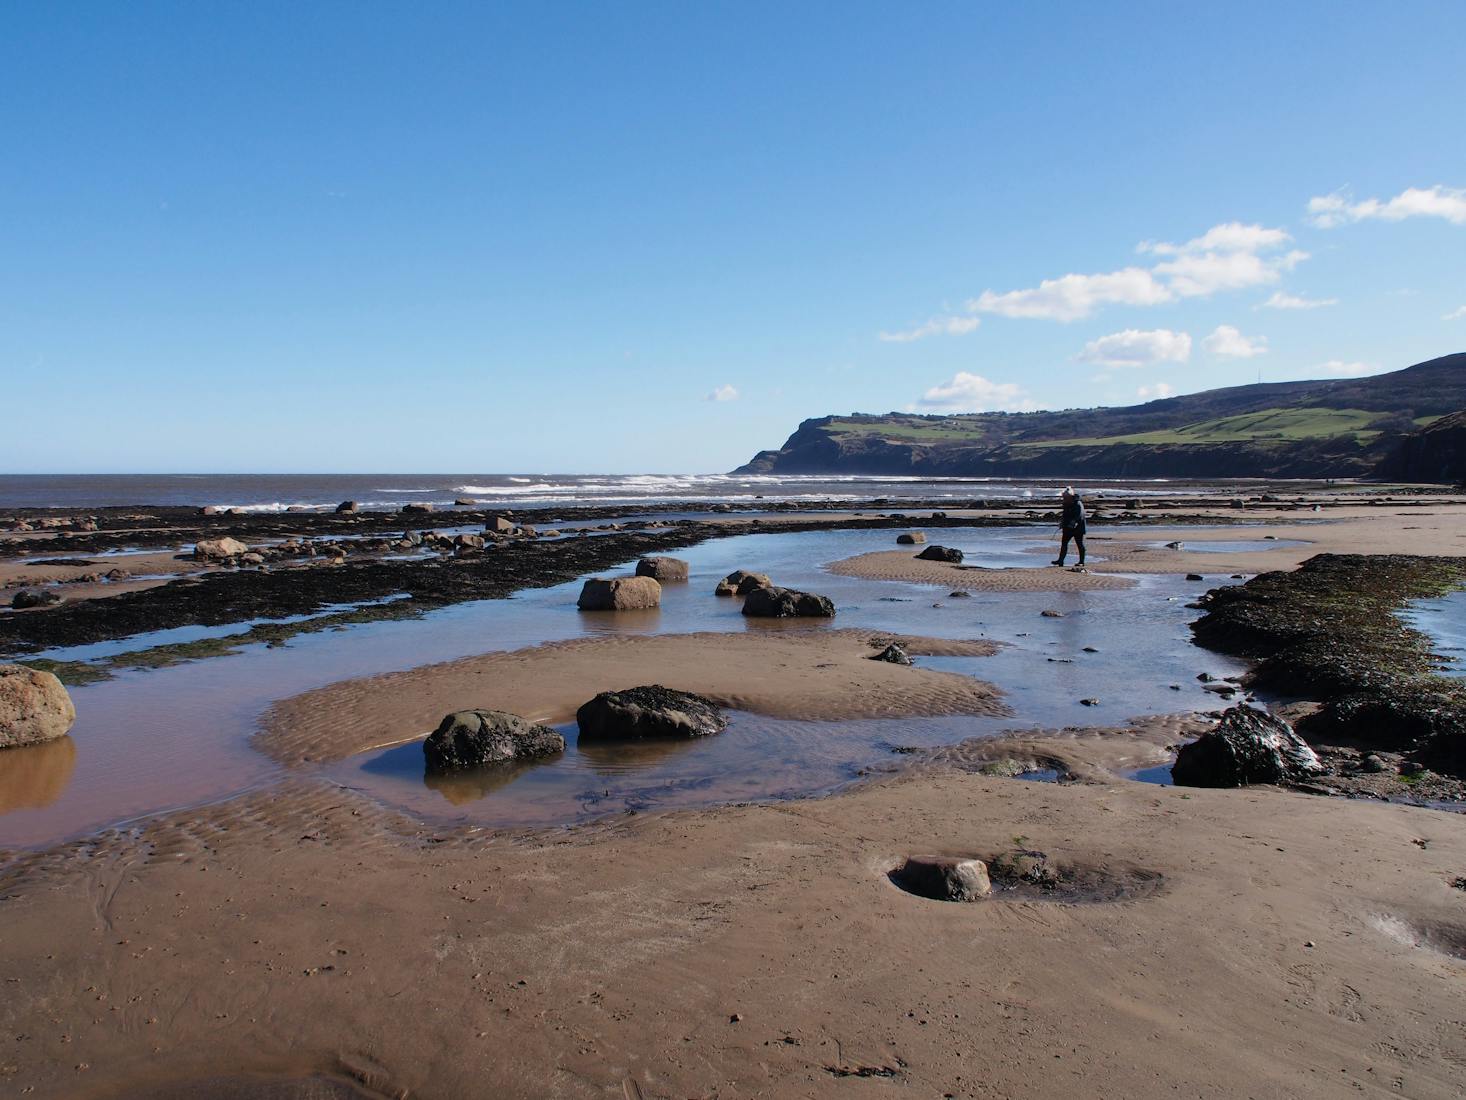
(968, 221), (1302, 322)
(878, 315), (981, 342)
(1141, 222), (1305, 298)
(1137, 382), (1174, 400)
(969, 268), (1171, 322)
(1203, 324), (1268, 359)
(706, 384), (739, 402)
(1316, 360), (1379, 378)
(1262, 291), (1338, 310)
(1078, 328), (1191, 366)
(1444, 305), (1466, 321)
(1308, 185), (1466, 228)
(916, 371), (1036, 412)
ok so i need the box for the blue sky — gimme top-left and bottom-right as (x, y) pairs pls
(2, 2), (1462, 473)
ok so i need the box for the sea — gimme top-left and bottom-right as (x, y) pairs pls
(0, 473), (1205, 512)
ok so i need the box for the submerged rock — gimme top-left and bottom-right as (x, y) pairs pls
(577, 684), (728, 740)
(741, 586), (836, 618)
(0, 664), (77, 750)
(891, 855), (992, 901)
(1171, 704), (1324, 788)
(577, 576), (662, 611)
(916, 545), (964, 564)
(635, 556), (690, 582)
(423, 709), (565, 772)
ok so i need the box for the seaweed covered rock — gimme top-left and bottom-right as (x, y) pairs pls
(423, 710), (565, 772)
(916, 545), (964, 564)
(870, 642), (912, 665)
(576, 685), (728, 740)
(0, 664), (77, 750)
(741, 586), (835, 618)
(1171, 704), (1324, 788)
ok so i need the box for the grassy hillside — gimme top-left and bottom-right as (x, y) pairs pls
(1010, 407), (1384, 448)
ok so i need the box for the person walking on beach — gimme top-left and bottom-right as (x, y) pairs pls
(1053, 486), (1086, 567)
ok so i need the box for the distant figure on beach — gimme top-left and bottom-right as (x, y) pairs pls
(1053, 487), (1086, 567)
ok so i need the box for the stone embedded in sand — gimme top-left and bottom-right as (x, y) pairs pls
(424, 710), (564, 773)
(576, 684), (728, 740)
(714, 570), (772, 597)
(577, 576), (662, 611)
(636, 556), (690, 582)
(916, 545), (964, 564)
(988, 849), (1060, 887)
(193, 536), (249, 560)
(870, 643), (913, 665)
(0, 664), (77, 750)
(896, 532), (926, 545)
(891, 855), (992, 901)
(1171, 704), (1324, 788)
(741, 586), (835, 618)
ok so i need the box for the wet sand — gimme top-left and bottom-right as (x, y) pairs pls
(258, 629), (1005, 766)
(829, 549), (1137, 591)
(2, 761), (1463, 1099)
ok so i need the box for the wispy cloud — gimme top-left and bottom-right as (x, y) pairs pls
(1316, 360), (1379, 378)
(1137, 382), (1174, 400)
(1444, 305), (1466, 321)
(1077, 328), (1191, 367)
(878, 315), (981, 343)
(915, 372), (1036, 412)
(1203, 324), (1268, 359)
(706, 384), (739, 402)
(966, 221), (1302, 322)
(1261, 290), (1337, 310)
(1308, 184), (1466, 228)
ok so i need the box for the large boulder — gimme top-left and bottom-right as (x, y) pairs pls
(1171, 704), (1325, 788)
(890, 855), (991, 901)
(486, 515), (515, 533)
(741, 586), (836, 618)
(0, 665), (77, 750)
(715, 569), (771, 597)
(916, 545), (964, 564)
(423, 710), (565, 772)
(635, 556), (690, 582)
(577, 685), (728, 740)
(577, 576), (662, 611)
(193, 536), (249, 560)
(896, 532), (926, 545)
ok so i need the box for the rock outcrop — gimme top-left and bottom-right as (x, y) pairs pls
(577, 576), (662, 611)
(576, 685), (728, 740)
(423, 710), (565, 772)
(1171, 704), (1324, 788)
(0, 664), (77, 750)
(193, 536), (249, 560)
(635, 556), (690, 582)
(741, 586), (836, 618)
(1377, 408), (1466, 484)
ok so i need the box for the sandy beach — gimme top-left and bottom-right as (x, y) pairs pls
(1, 494), (1464, 1098)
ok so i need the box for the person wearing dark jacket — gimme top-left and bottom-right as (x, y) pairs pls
(1052, 486), (1086, 567)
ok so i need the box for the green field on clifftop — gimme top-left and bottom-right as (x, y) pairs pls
(1009, 407), (1384, 448)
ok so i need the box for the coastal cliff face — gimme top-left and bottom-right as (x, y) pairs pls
(736, 353), (1466, 481)
(1377, 408), (1466, 485)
